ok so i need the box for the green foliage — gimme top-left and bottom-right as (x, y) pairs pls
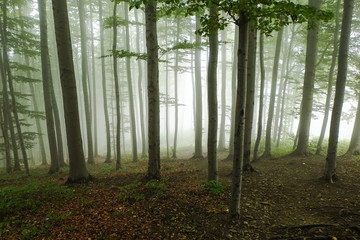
(109, 49), (147, 60)
(201, 180), (225, 194)
(103, 16), (144, 29)
(0, 181), (74, 221)
(145, 178), (168, 195)
(118, 180), (145, 202)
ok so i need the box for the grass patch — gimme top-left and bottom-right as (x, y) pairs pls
(200, 180), (225, 194)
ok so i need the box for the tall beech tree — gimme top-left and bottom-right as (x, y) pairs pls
(51, 0), (90, 183)
(145, 0), (161, 179)
(324, 0), (354, 183)
(292, 0), (323, 156)
(78, 0), (95, 164)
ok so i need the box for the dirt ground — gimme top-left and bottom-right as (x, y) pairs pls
(1, 153), (360, 239)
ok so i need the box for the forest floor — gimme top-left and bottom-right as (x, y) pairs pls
(1, 153), (360, 239)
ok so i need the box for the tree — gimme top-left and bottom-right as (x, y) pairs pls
(324, 0), (354, 183)
(145, 0), (161, 179)
(51, 0), (90, 183)
(78, 0), (95, 164)
(38, 0), (59, 174)
(316, 0), (341, 155)
(99, 0), (112, 163)
(207, 4), (219, 182)
(292, 0), (323, 156)
(218, 27), (227, 152)
(193, 15), (204, 159)
(112, 1), (122, 170)
(262, 27), (283, 159)
(1, 0), (29, 175)
(124, 2), (139, 163)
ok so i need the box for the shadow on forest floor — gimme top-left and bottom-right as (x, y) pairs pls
(1, 153), (360, 239)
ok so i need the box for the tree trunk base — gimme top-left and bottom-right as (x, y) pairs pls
(65, 174), (94, 185)
(222, 154), (233, 162)
(48, 167), (60, 174)
(243, 163), (256, 173)
(190, 155), (204, 160)
(104, 158), (112, 164)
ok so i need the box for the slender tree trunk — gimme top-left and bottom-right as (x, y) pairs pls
(292, 0), (322, 156)
(253, 33), (265, 162)
(316, 0), (341, 155)
(243, 25), (256, 171)
(165, 19), (170, 159)
(51, 0), (90, 183)
(218, 28), (227, 152)
(324, 0), (353, 183)
(112, 2), (121, 170)
(207, 4), (219, 182)
(262, 28), (284, 158)
(226, 26), (239, 161)
(90, 0), (98, 158)
(78, 0), (94, 164)
(0, 51), (11, 173)
(145, 0), (160, 179)
(99, 0), (112, 163)
(230, 13), (248, 219)
(193, 15), (203, 159)
(172, 18), (180, 159)
(1, 0), (29, 175)
(276, 78), (288, 148)
(135, 10), (146, 159)
(124, 2), (138, 162)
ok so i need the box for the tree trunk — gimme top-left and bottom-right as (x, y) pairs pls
(218, 28), (227, 152)
(207, 4), (219, 182)
(165, 18), (170, 159)
(230, 13), (248, 219)
(226, 26), (239, 161)
(145, 0), (160, 180)
(135, 9), (146, 159)
(2, 0), (29, 175)
(78, 0), (94, 164)
(324, 0), (353, 183)
(90, 0), (98, 158)
(51, 0), (90, 183)
(316, 0), (341, 155)
(0, 50), (11, 173)
(262, 28), (284, 158)
(253, 33), (265, 162)
(172, 18), (180, 159)
(99, 0), (112, 163)
(112, 2), (121, 170)
(346, 93), (360, 155)
(193, 15), (203, 159)
(243, 25), (256, 172)
(292, 0), (322, 156)
(124, 2), (138, 163)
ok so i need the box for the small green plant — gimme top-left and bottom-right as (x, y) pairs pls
(118, 180), (144, 202)
(201, 180), (225, 194)
(145, 178), (168, 196)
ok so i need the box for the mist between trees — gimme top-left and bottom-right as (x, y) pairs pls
(0, 0), (358, 220)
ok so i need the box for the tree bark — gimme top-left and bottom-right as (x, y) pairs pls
(172, 18), (180, 159)
(226, 26), (239, 161)
(207, 4), (219, 182)
(292, 0), (322, 156)
(243, 25), (256, 171)
(230, 13), (248, 219)
(112, 2), (121, 170)
(253, 33), (265, 162)
(316, 0), (341, 155)
(325, 0), (354, 183)
(145, 0), (160, 179)
(51, 0), (90, 183)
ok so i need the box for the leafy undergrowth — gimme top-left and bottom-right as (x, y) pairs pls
(0, 154), (360, 239)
